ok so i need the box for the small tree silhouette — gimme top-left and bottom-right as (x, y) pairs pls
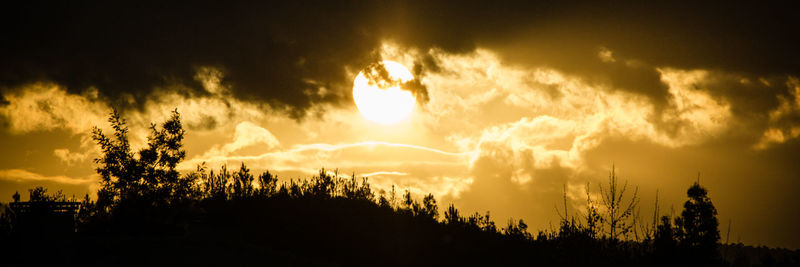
(583, 182), (602, 239)
(420, 194), (438, 220)
(675, 181), (720, 263)
(599, 166), (639, 241)
(257, 170), (278, 197)
(204, 164), (230, 200)
(653, 215), (678, 264)
(504, 218), (531, 240)
(401, 189), (415, 215)
(28, 187), (65, 202)
(444, 204), (462, 225)
(233, 163), (255, 199)
(77, 194), (96, 226)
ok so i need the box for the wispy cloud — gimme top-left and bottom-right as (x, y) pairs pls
(294, 141), (470, 157)
(0, 169), (95, 185)
(361, 171), (409, 177)
(183, 140), (470, 170)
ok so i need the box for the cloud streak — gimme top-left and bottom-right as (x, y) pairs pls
(0, 169), (94, 185)
(294, 141), (469, 157)
(183, 140), (470, 171)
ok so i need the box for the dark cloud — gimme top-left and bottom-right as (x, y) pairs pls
(363, 62), (429, 103)
(390, 1), (800, 110)
(2, 1), (798, 117)
(186, 114), (218, 131)
(695, 73), (790, 123)
(0, 1), (386, 117)
(469, 2), (800, 111)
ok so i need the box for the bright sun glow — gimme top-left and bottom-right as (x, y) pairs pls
(353, 61), (416, 124)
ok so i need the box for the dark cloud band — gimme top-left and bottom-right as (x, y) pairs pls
(2, 1), (797, 117)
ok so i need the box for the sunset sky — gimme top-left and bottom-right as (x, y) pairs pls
(1, 2), (799, 249)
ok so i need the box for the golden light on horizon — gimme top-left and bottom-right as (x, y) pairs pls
(353, 61), (416, 125)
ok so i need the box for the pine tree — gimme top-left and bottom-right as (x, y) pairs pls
(676, 182), (720, 263)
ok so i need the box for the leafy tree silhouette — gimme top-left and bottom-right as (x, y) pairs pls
(675, 181), (721, 265)
(92, 109), (199, 231)
(28, 186), (66, 202)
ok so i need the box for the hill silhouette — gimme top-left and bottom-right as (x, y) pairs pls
(1, 110), (797, 266)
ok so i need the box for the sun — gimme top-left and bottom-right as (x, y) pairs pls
(353, 61), (416, 124)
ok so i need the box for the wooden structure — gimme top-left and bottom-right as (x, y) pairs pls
(9, 201), (80, 234)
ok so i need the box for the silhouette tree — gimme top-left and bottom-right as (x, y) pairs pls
(420, 194), (438, 220)
(28, 187), (65, 202)
(233, 163), (255, 198)
(92, 109), (136, 210)
(0, 199), (12, 234)
(653, 215), (678, 265)
(583, 182), (602, 239)
(401, 189), (415, 215)
(93, 109), (195, 207)
(342, 174), (374, 201)
(504, 218), (531, 241)
(675, 181), (720, 263)
(468, 211), (497, 233)
(377, 191), (392, 209)
(307, 169), (336, 198)
(77, 194), (95, 227)
(444, 204), (462, 225)
(203, 164), (230, 200)
(599, 166), (640, 241)
(2, 192), (19, 234)
(137, 109), (189, 205)
(257, 170), (278, 197)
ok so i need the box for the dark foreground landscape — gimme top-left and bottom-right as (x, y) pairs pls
(1, 112), (798, 266)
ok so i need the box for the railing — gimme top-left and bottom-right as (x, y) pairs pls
(10, 202), (81, 214)
(9, 202), (82, 233)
